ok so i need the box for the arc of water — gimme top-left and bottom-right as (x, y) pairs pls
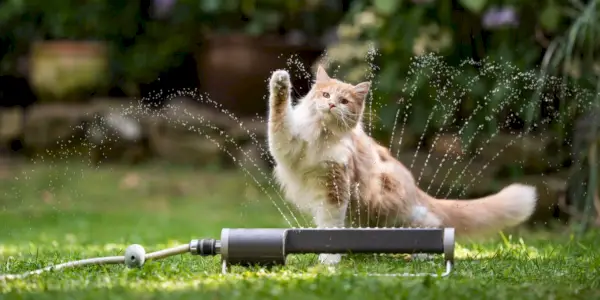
(175, 100), (307, 228)
(378, 55), (448, 228)
(420, 62), (496, 196)
(458, 80), (587, 197)
(109, 88), (309, 228)
(430, 61), (530, 198)
(445, 75), (562, 198)
(416, 69), (465, 187)
(443, 80), (530, 198)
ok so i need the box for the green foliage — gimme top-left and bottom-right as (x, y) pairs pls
(540, 0), (562, 32)
(460, 0), (488, 14)
(373, 0), (401, 14)
(0, 0), (343, 93)
(0, 0), (193, 90)
(328, 1), (531, 135)
(538, 1), (600, 228)
(325, 1), (598, 137)
(2, 0), (600, 231)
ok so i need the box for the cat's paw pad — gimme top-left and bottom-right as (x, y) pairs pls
(269, 70), (291, 92)
(318, 253), (342, 265)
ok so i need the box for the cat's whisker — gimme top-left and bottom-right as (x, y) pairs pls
(338, 113), (352, 130)
(291, 85), (303, 100)
(358, 111), (381, 121)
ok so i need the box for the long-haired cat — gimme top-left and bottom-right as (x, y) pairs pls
(267, 66), (537, 265)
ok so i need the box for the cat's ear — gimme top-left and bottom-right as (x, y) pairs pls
(316, 65), (330, 82)
(354, 81), (371, 100)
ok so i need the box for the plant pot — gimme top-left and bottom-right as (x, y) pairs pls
(194, 34), (324, 117)
(29, 40), (109, 103)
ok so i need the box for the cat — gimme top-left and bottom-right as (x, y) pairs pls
(266, 65), (538, 265)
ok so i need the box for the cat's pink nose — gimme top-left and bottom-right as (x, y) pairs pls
(329, 103), (336, 109)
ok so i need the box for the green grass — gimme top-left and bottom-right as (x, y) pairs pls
(0, 162), (599, 299)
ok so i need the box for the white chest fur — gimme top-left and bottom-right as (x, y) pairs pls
(273, 137), (352, 209)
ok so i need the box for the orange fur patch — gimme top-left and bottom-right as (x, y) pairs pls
(325, 162), (349, 207)
(380, 173), (397, 192)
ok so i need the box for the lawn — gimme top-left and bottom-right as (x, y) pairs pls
(0, 162), (599, 299)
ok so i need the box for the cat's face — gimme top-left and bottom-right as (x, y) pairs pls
(305, 65), (371, 132)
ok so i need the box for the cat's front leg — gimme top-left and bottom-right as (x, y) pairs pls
(315, 163), (351, 265)
(267, 70), (293, 142)
(315, 203), (346, 265)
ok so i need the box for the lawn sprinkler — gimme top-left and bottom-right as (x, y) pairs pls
(0, 227), (455, 280)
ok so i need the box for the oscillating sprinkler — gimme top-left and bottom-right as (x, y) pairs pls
(0, 227), (455, 280)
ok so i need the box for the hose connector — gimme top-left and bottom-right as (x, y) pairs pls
(189, 239), (220, 256)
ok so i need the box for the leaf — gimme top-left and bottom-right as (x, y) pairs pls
(540, 0), (561, 32)
(373, 0), (400, 15)
(459, 0), (487, 14)
(200, 0), (221, 13)
(241, 0), (256, 15)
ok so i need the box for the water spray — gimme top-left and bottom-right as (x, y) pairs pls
(0, 227), (455, 280)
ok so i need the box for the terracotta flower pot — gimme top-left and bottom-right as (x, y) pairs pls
(29, 40), (109, 103)
(195, 34), (324, 117)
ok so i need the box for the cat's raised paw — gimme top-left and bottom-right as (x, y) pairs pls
(318, 253), (342, 265)
(269, 70), (291, 93)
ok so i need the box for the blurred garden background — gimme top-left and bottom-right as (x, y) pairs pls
(1, 0), (600, 248)
(2, 0), (600, 298)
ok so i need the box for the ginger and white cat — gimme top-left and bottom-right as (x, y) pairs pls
(266, 66), (537, 265)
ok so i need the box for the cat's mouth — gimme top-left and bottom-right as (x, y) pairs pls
(318, 105), (337, 114)
(315, 105), (343, 125)
(323, 110), (347, 128)
(319, 107), (336, 117)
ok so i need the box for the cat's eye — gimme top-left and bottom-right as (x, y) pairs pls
(340, 98), (349, 104)
(322, 92), (330, 98)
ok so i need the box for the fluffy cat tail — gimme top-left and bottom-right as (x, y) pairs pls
(417, 184), (538, 236)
